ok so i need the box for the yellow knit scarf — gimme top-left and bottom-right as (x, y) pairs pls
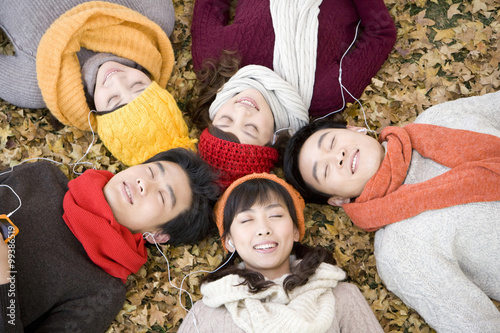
(36, 1), (174, 131)
(96, 81), (197, 166)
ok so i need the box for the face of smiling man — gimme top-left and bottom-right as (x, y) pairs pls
(298, 126), (385, 206)
(103, 161), (192, 240)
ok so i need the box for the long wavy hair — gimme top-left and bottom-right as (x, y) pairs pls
(188, 50), (242, 131)
(202, 178), (336, 294)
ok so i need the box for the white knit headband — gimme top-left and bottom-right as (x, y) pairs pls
(209, 65), (309, 134)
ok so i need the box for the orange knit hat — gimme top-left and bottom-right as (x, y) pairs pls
(36, 1), (174, 131)
(214, 173), (306, 250)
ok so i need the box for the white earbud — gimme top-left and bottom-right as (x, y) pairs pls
(228, 239), (234, 248)
(357, 128), (367, 133)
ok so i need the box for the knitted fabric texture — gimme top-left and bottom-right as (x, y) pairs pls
(208, 65), (309, 135)
(36, 1), (175, 131)
(198, 129), (279, 190)
(271, 0), (321, 109)
(214, 173), (306, 250)
(200, 260), (345, 333)
(62, 168), (148, 283)
(191, 0), (396, 117)
(343, 123), (500, 231)
(96, 81), (197, 166)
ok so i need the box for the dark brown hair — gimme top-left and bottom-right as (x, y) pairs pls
(188, 50), (242, 131)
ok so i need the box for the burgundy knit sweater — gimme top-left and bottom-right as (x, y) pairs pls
(191, 0), (397, 117)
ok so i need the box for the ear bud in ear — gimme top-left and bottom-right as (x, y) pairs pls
(228, 240), (234, 248)
(357, 128), (367, 133)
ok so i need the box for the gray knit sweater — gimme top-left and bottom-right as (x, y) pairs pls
(374, 91), (500, 332)
(0, 0), (175, 108)
(0, 162), (125, 332)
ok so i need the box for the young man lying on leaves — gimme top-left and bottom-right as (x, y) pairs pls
(0, 148), (219, 332)
(284, 91), (500, 332)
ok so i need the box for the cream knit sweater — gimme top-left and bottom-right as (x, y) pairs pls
(375, 90), (500, 332)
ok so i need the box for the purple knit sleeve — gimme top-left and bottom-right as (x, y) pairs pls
(191, 0), (274, 72)
(341, 0), (397, 93)
(310, 0), (396, 117)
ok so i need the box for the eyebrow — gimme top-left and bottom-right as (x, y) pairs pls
(155, 162), (176, 208)
(238, 202), (284, 214)
(312, 132), (328, 183)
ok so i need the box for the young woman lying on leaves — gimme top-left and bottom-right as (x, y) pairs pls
(283, 91), (500, 332)
(189, 0), (396, 189)
(0, 148), (219, 332)
(0, 0), (196, 166)
(178, 173), (383, 333)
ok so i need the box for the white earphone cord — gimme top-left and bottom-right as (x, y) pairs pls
(0, 111), (97, 219)
(315, 20), (374, 133)
(143, 232), (235, 333)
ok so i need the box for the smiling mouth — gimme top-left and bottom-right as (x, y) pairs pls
(103, 69), (122, 84)
(237, 97), (259, 111)
(254, 243), (277, 250)
(351, 150), (359, 174)
(123, 182), (133, 204)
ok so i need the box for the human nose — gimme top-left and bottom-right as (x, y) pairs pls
(255, 218), (272, 237)
(335, 149), (347, 168)
(136, 178), (155, 196)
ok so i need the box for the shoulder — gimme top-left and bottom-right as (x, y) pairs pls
(0, 161), (68, 187)
(414, 91), (500, 136)
(179, 300), (243, 333)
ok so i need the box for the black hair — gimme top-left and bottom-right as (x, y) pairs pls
(202, 178), (336, 294)
(143, 148), (220, 246)
(202, 243), (336, 294)
(283, 119), (348, 203)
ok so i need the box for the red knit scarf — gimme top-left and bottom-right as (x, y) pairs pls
(63, 169), (147, 283)
(343, 123), (500, 232)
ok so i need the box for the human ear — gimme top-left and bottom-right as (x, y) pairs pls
(225, 236), (235, 252)
(293, 225), (300, 242)
(327, 196), (351, 207)
(145, 231), (170, 244)
(346, 125), (368, 134)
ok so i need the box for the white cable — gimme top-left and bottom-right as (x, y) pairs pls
(144, 232), (235, 333)
(0, 185), (22, 218)
(314, 21), (375, 133)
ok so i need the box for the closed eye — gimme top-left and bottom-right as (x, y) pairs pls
(107, 95), (119, 107)
(159, 191), (165, 205)
(329, 136), (335, 150)
(245, 124), (258, 132)
(148, 166), (154, 179)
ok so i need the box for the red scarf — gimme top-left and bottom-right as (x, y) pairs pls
(63, 169), (147, 283)
(343, 123), (500, 232)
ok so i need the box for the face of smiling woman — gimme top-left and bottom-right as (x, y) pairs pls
(103, 161), (192, 235)
(212, 89), (275, 146)
(226, 197), (300, 280)
(93, 61), (152, 113)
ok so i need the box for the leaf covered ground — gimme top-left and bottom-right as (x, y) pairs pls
(1, 0), (499, 332)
